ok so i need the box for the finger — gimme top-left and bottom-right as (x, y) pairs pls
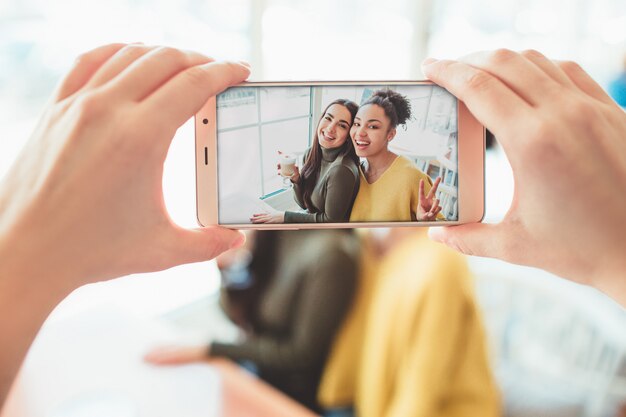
(144, 347), (196, 365)
(429, 198), (440, 215)
(428, 223), (512, 259)
(169, 226), (245, 265)
(143, 60), (250, 134)
(459, 49), (560, 106)
(53, 43), (127, 101)
(109, 46), (214, 101)
(252, 214), (270, 222)
(422, 58), (533, 144)
(426, 202), (439, 218)
(83, 44), (155, 90)
(519, 49), (575, 87)
(433, 206), (442, 217)
(555, 60), (616, 105)
(418, 179), (426, 201)
(427, 177), (441, 200)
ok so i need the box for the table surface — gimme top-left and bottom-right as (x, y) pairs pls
(218, 192), (275, 224)
(1, 305), (317, 417)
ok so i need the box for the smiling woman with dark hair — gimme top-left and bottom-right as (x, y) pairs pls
(250, 99), (360, 223)
(349, 89), (444, 223)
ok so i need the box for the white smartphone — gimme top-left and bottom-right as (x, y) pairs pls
(195, 81), (484, 229)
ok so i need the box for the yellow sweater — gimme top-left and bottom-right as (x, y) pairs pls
(356, 232), (500, 417)
(349, 156), (438, 222)
(317, 232), (380, 407)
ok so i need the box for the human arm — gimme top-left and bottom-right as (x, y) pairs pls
(0, 43), (249, 406)
(290, 174), (307, 209)
(250, 208), (286, 223)
(423, 50), (626, 306)
(145, 247), (358, 368)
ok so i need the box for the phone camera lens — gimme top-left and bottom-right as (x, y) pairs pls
(202, 118), (209, 125)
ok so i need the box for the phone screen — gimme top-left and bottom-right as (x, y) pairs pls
(216, 84), (458, 225)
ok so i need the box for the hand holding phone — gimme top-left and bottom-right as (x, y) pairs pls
(424, 50), (626, 306)
(0, 43), (250, 407)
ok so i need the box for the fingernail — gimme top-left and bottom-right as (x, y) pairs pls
(238, 60), (251, 68)
(422, 57), (438, 66)
(230, 232), (246, 249)
(427, 227), (445, 242)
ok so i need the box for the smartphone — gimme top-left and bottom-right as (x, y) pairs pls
(195, 81), (484, 229)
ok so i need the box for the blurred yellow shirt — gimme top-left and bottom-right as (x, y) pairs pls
(317, 232), (379, 407)
(356, 232), (500, 417)
(318, 231), (499, 417)
(349, 156), (439, 222)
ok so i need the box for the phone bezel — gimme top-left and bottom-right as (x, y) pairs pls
(195, 80), (484, 229)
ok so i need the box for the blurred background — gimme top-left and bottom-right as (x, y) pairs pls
(1, 0), (626, 416)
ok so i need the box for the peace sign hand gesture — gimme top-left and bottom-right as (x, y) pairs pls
(417, 177), (443, 221)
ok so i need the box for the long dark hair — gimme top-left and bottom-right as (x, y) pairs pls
(241, 229), (356, 329)
(300, 99), (359, 212)
(227, 231), (280, 330)
(362, 89), (412, 130)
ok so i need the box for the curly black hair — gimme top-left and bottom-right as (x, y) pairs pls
(362, 89), (412, 128)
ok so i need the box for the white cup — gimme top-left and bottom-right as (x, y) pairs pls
(279, 154), (297, 178)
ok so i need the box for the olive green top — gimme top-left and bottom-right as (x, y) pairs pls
(284, 146), (359, 223)
(211, 230), (359, 410)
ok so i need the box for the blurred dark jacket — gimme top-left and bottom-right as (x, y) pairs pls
(212, 229), (359, 412)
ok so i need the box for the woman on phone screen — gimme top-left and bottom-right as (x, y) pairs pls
(349, 89), (443, 223)
(250, 99), (360, 223)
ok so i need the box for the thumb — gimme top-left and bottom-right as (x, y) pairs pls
(428, 223), (511, 259)
(173, 226), (245, 265)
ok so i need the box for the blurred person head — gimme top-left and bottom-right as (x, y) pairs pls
(300, 99), (359, 211)
(224, 229), (358, 329)
(351, 89), (412, 158)
(217, 230), (279, 328)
